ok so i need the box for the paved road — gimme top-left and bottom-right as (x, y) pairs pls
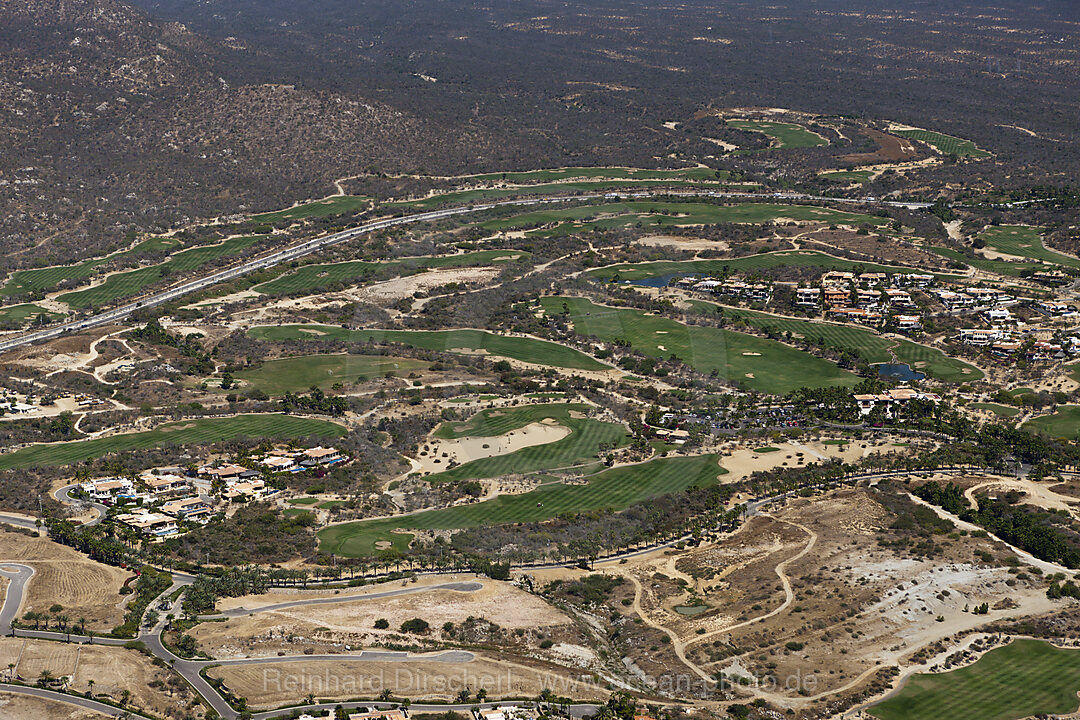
(53, 484), (107, 527)
(207, 580), (482, 618)
(0, 190), (929, 356)
(0, 513), (37, 531)
(0, 682), (137, 718)
(0, 563), (34, 630)
(212, 649), (476, 666)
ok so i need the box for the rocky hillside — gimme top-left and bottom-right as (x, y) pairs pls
(0, 0), (490, 265)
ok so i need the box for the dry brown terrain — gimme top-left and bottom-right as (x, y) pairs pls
(209, 652), (608, 708)
(0, 691), (109, 719)
(839, 128), (919, 165)
(0, 638), (197, 719)
(528, 482), (1071, 712)
(0, 529), (133, 630)
(193, 577), (576, 659)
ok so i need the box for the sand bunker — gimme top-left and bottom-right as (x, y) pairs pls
(417, 422), (572, 474)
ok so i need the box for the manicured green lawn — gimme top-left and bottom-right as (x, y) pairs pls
(726, 119), (828, 149)
(970, 402), (1020, 418)
(462, 167), (726, 184)
(252, 249), (530, 295)
(424, 404), (628, 484)
(248, 325), (609, 371)
(0, 303), (64, 327)
(288, 497), (321, 505)
(542, 296), (858, 394)
(892, 128), (991, 158)
(0, 236), (181, 298)
(59, 235), (266, 309)
(0, 414), (345, 470)
(251, 195), (372, 223)
(481, 202), (887, 238)
(231, 354), (429, 395)
(820, 170), (874, 183)
(589, 250), (947, 283)
(690, 304), (982, 383)
(753, 447), (781, 453)
(318, 454), (726, 557)
(869, 639), (1080, 720)
(978, 225), (1080, 269)
(1024, 405), (1080, 439)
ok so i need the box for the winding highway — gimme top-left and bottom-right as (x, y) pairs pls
(0, 189), (929, 356)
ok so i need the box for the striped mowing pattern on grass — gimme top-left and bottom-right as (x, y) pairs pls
(252, 249), (530, 295)
(542, 296), (857, 394)
(0, 414), (345, 470)
(248, 326), (609, 371)
(891, 129), (990, 158)
(869, 639), (1080, 720)
(710, 305), (983, 382)
(0, 236), (181, 298)
(481, 202), (888, 238)
(59, 235), (266, 309)
(317, 453), (726, 557)
(424, 405), (629, 484)
(588, 250), (956, 282)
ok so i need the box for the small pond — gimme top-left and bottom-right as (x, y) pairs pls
(878, 363), (925, 381)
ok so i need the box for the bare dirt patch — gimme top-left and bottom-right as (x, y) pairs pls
(354, 267), (503, 305)
(194, 578), (574, 659)
(210, 652), (607, 707)
(839, 128), (920, 166)
(0, 638), (194, 718)
(0, 691), (109, 719)
(0, 529), (133, 630)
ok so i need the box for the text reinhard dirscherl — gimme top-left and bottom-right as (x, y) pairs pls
(260, 666), (819, 699)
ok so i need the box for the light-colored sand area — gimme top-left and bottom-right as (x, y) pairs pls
(962, 476), (1080, 517)
(416, 420), (571, 474)
(0, 530), (133, 630)
(0, 638), (195, 717)
(194, 579), (573, 660)
(719, 438), (910, 483)
(633, 235), (730, 251)
(209, 653), (607, 707)
(355, 266), (503, 304)
(212, 573), (484, 612)
(0, 692), (109, 719)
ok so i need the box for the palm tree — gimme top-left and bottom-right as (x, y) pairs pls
(37, 669), (54, 688)
(86, 678), (95, 698)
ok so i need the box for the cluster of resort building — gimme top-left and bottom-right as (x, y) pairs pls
(76, 445), (347, 539)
